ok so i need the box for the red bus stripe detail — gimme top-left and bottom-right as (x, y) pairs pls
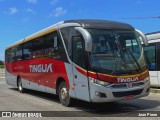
(98, 74), (116, 82)
(75, 66), (87, 76)
(97, 70), (149, 83)
(88, 71), (98, 79)
(87, 70), (149, 83)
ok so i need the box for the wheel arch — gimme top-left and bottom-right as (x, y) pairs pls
(56, 77), (69, 95)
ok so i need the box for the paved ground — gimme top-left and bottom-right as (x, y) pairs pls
(0, 77), (160, 120)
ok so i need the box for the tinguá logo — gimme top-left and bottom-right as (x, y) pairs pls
(29, 63), (53, 73)
(117, 77), (139, 83)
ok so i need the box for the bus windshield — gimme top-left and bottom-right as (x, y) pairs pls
(87, 29), (146, 75)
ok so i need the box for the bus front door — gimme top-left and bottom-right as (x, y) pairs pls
(72, 36), (90, 102)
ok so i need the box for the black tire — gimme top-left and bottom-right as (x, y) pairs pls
(58, 81), (72, 107)
(17, 78), (25, 93)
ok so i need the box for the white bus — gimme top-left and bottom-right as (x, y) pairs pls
(5, 19), (150, 106)
(144, 32), (160, 87)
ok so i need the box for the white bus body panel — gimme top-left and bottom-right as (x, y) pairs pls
(146, 32), (160, 87)
(72, 63), (90, 102)
(5, 69), (56, 94)
(149, 71), (160, 87)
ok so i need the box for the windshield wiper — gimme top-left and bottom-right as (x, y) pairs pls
(111, 39), (125, 75)
(111, 33), (128, 75)
(126, 48), (142, 73)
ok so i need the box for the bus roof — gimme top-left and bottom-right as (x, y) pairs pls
(6, 19), (135, 50)
(64, 19), (134, 30)
(146, 31), (160, 35)
(146, 31), (160, 41)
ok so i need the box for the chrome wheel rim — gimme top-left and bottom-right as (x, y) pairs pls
(18, 80), (22, 91)
(60, 88), (68, 100)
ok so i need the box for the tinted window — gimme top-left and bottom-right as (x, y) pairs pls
(60, 27), (69, 51)
(144, 45), (156, 70)
(32, 37), (45, 59)
(5, 49), (12, 62)
(31, 32), (59, 59)
(7, 31), (63, 62)
(60, 27), (75, 59)
(156, 43), (160, 70)
(15, 45), (23, 61)
(22, 31), (61, 60)
(23, 41), (32, 60)
(5, 45), (22, 62)
(10, 47), (17, 62)
(72, 36), (86, 69)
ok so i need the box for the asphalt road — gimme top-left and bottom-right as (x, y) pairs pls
(0, 77), (160, 120)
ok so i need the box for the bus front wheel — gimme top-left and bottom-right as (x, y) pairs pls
(58, 81), (72, 107)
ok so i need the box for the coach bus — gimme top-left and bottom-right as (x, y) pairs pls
(144, 32), (160, 87)
(5, 20), (150, 106)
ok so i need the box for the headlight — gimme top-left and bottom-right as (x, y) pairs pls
(144, 76), (150, 83)
(89, 77), (111, 86)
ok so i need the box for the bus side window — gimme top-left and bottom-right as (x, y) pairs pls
(30, 31), (61, 59)
(157, 43), (160, 70)
(23, 41), (32, 60)
(16, 45), (23, 61)
(72, 36), (86, 69)
(44, 32), (60, 58)
(144, 45), (156, 70)
(5, 49), (12, 62)
(32, 37), (45, 58)
(10, 47), (16, 62)
(60, 27), (73, 59)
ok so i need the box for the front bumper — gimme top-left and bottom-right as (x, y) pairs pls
(89, 80), (150, 102)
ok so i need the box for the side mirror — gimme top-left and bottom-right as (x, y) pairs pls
(74, 27), (92, 52)
(135, 29), (148, 46)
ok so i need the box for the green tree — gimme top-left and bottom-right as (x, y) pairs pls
(0, 60), (4, 68)
(0, 60), (3, 65)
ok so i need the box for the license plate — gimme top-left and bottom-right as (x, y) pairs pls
(123, 95), (134, 100)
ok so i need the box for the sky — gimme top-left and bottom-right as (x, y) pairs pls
(0, 0), (160, 60)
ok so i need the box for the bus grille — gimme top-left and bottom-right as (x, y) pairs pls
(111, 82), (144, 89)
(112, 89), (143, 98)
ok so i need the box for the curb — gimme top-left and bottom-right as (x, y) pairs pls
(150, 88), (160, 94)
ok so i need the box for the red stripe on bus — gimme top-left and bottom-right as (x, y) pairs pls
(88, 71), (98, 79)
(5, 58), (70, 90)
(97, 71), (149, 83)
(88, 70), (149, 83)
(75, 66), (87, 76)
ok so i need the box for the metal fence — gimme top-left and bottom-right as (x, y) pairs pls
(0, 69), (5, 77)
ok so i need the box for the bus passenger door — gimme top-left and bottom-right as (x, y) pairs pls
(72, 36), (90, 102)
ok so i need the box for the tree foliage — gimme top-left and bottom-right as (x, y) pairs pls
(0, 60), (3, 65)
(0, 65), (4, 69)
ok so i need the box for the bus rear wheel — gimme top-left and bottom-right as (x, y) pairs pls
(58, 81), (72, 107)
(18, 78), (25, 93)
